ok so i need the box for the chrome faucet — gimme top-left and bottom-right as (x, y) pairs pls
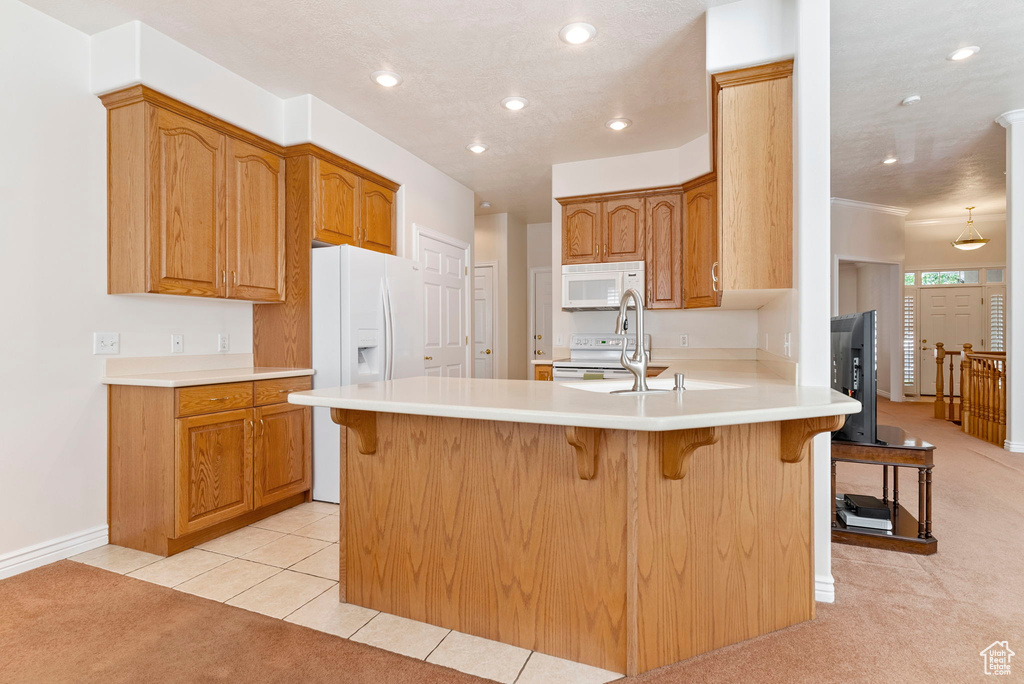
(612, 288), (666, 394)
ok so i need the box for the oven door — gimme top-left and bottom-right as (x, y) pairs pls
(561, 271), (624, 310)
(552, 365), (635, 382)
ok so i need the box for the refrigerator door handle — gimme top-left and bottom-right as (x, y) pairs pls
(383, 280), (395, 380)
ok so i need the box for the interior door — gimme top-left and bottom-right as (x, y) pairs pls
(419, 232), (469, 377)
(533, 270), (553, 360)
(918, 286), (984, 395)
(254, 404), (310, 508)
(226, 138), (285, 302)
(474, 266), (494, 378)
(150, 107), (226, 297)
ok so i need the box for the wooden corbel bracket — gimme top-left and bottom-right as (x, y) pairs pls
(779, 415), (846, 463)
(330, 409), (377, 454)
(565, 426), (600, 480)
(662, 426), (720, 480)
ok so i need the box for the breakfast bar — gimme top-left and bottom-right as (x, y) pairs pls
(290, 375), (859, 675)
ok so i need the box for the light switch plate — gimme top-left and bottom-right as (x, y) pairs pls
(93, 332), (119, 355)
(679, 334), (689, 347)
(171, 334), (184, 353)
(218, 334), (230, 352)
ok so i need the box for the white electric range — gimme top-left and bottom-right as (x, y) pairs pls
(551, 333), (652, 382)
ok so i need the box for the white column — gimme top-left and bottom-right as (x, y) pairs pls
(997, 111), (1024, 451)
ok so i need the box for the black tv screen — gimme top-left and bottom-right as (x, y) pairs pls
(831, 311), (877, 444)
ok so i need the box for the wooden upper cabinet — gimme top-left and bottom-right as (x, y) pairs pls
(562, 202), (601, 264)
(150, 107), (227, 297)
(254, 403), (311, 508)
(645, 194), (682, 309)
(603, 198), (645, 262)
(315, 159), (359, 246)
(715, 60), (793, 291)
(227, 138), (285, 302)
(360, 180), (396, 254)
(683, 176), (720, 308)
(175, 408), (253, 536)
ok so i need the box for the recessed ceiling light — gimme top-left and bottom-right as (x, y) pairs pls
(883, 156), (898, 165)
(479, 201), (492, 208)
(900, 95), (921, 106)
(559, 22), (597, 45)
(467, 143), (489, 154)
(501, 96), (529, 111)
(605, 118), (631, 131)
(947, 46), (980, 61)
(371, 70), (402, 87)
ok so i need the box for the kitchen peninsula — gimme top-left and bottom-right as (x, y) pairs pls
(289, 369), (859, 675)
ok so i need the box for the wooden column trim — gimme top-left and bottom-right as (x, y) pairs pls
(565, 426), (600, 480)
(779, 415), (845, 463)
(662, 426), (720, 480)
(330, 409), (377, 454)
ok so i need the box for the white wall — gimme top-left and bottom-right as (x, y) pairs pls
(1, 4), (475, 572)
(0, 0), (254, 568)
(527, 223), (552, 270)
(550, 136), (763, 353)
(841, 263), (897, 396)
(831, 199), (907, 264)
(506, 215), (528, 379)
(904, 215), (1006, 270)
(475, 214), (529, 380)
(706, 0), (796, 73)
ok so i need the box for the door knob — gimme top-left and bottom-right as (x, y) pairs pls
(536, 350), (544, 355)
(424, 356), (433, 361)
(537, 334), (542, 340)
(485, 349), (492, 354)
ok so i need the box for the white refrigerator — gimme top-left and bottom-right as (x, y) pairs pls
(311, 245), (425, 502)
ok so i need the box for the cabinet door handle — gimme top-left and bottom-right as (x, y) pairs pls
(711, 261), (719, 292)
(259, 418), (265, 437)
(209, 397), (227, 401)
(221, 270), (227, 287)
(232, 271), (238, 286)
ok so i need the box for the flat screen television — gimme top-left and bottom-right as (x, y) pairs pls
(831, 310), (877, 444)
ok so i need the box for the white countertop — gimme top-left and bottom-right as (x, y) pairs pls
(288, 361), (859, 432)
(102, 367), (314, 388)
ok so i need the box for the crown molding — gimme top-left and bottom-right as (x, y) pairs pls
(906, 213), (1006, 226)
(830, 197), (911, 216)
(996, 110), (1024, 128)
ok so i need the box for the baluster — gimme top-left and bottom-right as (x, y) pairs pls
(934, 343), (946, 419)
(948, 352), (956, 421)
(961, 345), (972, 431)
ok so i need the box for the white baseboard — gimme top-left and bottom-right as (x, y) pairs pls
(815, 574), (835, 603)
(876, 389), (891, 399)
(0, 525), (108, 580)
(1004, 440), (1024, 453)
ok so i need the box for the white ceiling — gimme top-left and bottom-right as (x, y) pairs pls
(831, 0), (1024, 220)
(25, 0), (730, 223)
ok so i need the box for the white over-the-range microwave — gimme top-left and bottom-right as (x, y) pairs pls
(561, 261), (645, 311)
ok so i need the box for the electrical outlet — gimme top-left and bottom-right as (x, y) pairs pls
(679, 334), (689, 347)
(171, 334), (184, 353)
(783, 332), (792, 358)
(218, 334), (230, 353)
(93, 332), (119, 355)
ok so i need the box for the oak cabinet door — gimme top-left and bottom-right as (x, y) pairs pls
(254, 404), (311, 508)
(315, 159), (359, 246)
(226, 138), (285, 302)
(645, 194), (683, 309)
(602, 198), (645, 262)
(360, 179), (396, 254)
(175, 409), (253, 536)
(683, 177), (720, 308)
(562, 202), (601, 264)
(149, 107), (226, 297)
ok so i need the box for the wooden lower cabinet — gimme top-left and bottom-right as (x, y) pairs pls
(109, 376), (313, 556)
(533, 364), (553, 381)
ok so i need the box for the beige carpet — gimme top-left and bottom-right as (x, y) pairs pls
(2, 399), (1020, 682)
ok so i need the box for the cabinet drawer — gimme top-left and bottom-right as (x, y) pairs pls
(255, 376), (313, 406)
(176, 382), (254, 417)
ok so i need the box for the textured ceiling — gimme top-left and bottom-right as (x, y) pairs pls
(831, 0), (1024, 219)
(25, 0), (729, 223)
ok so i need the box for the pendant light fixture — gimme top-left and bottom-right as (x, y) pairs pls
(951, 206), (989, 250)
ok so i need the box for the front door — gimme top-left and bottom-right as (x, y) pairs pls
(473, 265), (494, 378)
(918, 286), (984, 395)
(418, 230), (469, 377)
(532, 269), (552, 361)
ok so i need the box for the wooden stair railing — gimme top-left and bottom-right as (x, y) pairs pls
(961, 345), (1007, 447)
(933, 342), (962, 422)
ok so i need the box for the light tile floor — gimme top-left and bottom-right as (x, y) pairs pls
(70, 503), (623, 684)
